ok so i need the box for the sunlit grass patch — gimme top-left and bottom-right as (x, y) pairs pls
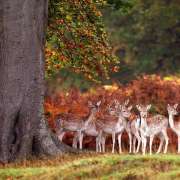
(0, 153), (180, 180)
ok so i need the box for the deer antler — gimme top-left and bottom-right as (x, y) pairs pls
(124, 99), (130, 106)
(113, 99), (119, 109)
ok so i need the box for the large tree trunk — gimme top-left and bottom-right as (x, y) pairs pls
(0, 0), (73, 163)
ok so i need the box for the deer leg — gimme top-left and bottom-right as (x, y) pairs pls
(178, 135), (180, 153)
(112, 133), (116, 153)
(140, 131), (144, 153)
(102, 135), (106, 153)
(72, 132), (78, 148)
(99, 137), (102, 153)
(79, 131), (84, 150)
(162, 130), (169, 154)
(142, 140), (144, 153)
(144, 138), (147, 155)
(136, 137), (141, 153)
(97, 132), (103, 152)
(149, 135), (154, 155)
(135, 133), (141, 153)
(156, 135), (164, 154)
(141, 138), (144, 154)
(57, 129), (65, 141)
(140, 131), (146, 155)
(118, 133), (122, 154)
(133, 131), (141, 153)
(132, 136), (136, 153)
(95, 136), (98, 152)
(100, 132), (105, 153)
(96, 136), (100, 153)
(96, 131), (103, 153)
(128, 132), (132, 153)
(142, 137), (147, 155)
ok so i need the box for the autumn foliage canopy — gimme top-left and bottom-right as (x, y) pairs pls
(46, 0), (118, 81)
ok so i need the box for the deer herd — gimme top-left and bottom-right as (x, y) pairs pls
(55, 100), (180, 155)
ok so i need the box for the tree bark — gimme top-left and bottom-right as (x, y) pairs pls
(0, 0), (74, 163)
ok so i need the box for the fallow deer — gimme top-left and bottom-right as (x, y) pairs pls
(112, 100), (142, 154)
(73, 101), (102, 151)
(167, 104), (179, 153)
(96, 100), (132, 153)
(136, 104), (169, 155)
(129, 117), (142, 153)
(55, 101), (101, 149)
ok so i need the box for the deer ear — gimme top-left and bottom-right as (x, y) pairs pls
(147, 104), (151, 110)
(167, 104), (170, 109)
(136, 105), (141, 111)
(88, 101), (93, 107)
(96, 101), (101, 106)
(128, 105), (132, 111)
(174, 104), (178, 109)
(119, 105), (122, 110)
(114, 99), (119, 108)
(114, 99), (118, 104)
(108, 107), (113, 112)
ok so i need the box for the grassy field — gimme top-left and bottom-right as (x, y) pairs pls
(0, 153), (180, 180)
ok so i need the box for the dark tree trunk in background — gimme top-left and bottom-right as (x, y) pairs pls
(0, 0), (73, 163)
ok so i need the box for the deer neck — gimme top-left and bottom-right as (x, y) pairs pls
(140, 117), (148, 129)
(86, 109), (96, 124)
(118, 113), (127, 126)
(168, 113), (176, 132)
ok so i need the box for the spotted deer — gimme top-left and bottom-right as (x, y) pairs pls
(167, 104), (179, 153)
(55, 101), (101, 149)
(73, 101), (102, 151)
(112, 100), (142, 154)
(129, 117), (142, 153)
(96, 100), (132, 153)
(136, 104), (169, 155)
(75, 117), (103, 152)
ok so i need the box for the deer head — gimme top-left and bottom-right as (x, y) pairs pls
(136, 104), (151, 119)
(118, 104), (132, 118)
(107, 99), (121, 115)
(167, 104), (178, 116)
(108, 99), (132, 118)
(107, 100), (116, 115)
(114, 99), (120, 109)
(88, 100), (101, 112)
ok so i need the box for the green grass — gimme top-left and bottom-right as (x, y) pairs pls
(0, 154), (180, 180)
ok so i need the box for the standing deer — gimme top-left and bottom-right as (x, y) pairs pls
(167, 104), (179, 153)
(112, 100), (142, 154)
(129, 117), (142, 153)
(55, 101), (101, 149)
(73, 101), (102, 151)
(136, 104), (169, 155)
(97, 100), (132, 153)
(55, 116), (83, 147)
